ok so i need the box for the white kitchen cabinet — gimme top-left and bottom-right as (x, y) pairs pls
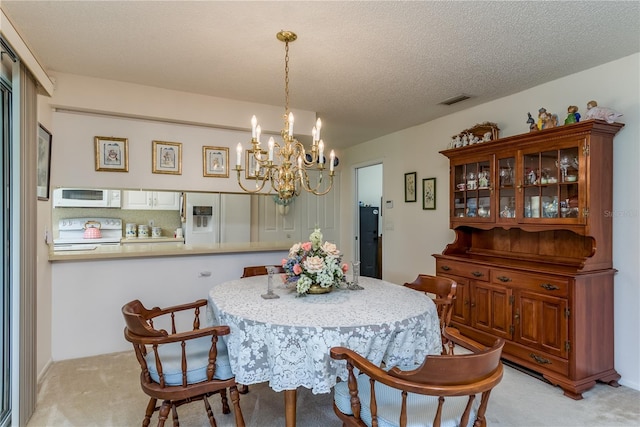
(122, 190), (181, 210)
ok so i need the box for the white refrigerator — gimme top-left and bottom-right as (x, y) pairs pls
(183, 192), (251, 245)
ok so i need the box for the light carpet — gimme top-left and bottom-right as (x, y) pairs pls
(26, 350), (640, 427)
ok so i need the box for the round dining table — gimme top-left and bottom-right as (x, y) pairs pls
(207, 275), (441, 427)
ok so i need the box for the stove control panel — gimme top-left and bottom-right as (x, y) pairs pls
(59, 218), (122, 230)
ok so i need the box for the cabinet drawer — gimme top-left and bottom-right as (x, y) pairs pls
(436, 260), (489, 281)
(507, 342), (569, 376)
(491, 270), (568, 297)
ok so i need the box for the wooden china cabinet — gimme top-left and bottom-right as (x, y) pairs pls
(434, 120), (624, 399)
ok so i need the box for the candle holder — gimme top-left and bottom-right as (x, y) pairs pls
(261, 266), (280, 299)
(348, 261), (364, 290)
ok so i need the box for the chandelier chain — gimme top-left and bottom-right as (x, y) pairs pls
(284, 39), (290, 116)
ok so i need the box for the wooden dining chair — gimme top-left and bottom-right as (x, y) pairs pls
(404, 274), (457, 354)
(241, 265), (285, 278)
(331, 327), (504, 427)
(122, 299), (245, 427)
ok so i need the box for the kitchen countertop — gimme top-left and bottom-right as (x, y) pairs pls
(48, 240), (291, 262)
(120, 236), (184, 244)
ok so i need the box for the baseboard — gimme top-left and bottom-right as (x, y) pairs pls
(501, 358), (551, 384)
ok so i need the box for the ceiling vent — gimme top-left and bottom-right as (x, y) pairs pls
(439, 94), (472, 106)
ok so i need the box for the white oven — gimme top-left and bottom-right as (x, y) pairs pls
(53, 217), (123, 251)
(53, 188), (121, 208)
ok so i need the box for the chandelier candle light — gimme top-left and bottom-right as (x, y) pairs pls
(235, 30), (336, 201)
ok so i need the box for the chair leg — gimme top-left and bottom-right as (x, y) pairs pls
(237, 384), (250, 394)
(448, 339), (455, 355)
(143, 398), (157, 427)
(203, 395), (217, 427)
(171, 404), (180, 427)
(157, 400), (171, 427)
(229, 385), (246, 427)
(219, 388), (230, 414)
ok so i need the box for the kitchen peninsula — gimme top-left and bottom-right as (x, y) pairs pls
(48, 240), (291, 262)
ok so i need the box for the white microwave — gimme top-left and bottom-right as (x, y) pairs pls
(53, 188), (121, 208)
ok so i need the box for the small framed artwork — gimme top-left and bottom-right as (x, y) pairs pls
(95, 136), (128, 172)
(245, 150), (267, 179)
(152, 140), (182, 175)
(404, 172), (417, 202)
(423, 177), (436, 210)
(203, 146), (229, 178)
(37, 124), (52, 200)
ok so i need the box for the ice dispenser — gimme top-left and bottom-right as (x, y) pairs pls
(192, 205), (213, 229)
(183, 192), (220, 245)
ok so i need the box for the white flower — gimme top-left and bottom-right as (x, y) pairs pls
(303, 256), (325, 274)
(321, 241), (340, 256)
(289, 243), (302, 257)
(296, 275), (312, 294)
(310, 228), (323, 249)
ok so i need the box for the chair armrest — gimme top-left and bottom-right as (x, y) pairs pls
(130, 325), (230, 345)
(149, 299), (208, 319)
(331, 347), (453, 395)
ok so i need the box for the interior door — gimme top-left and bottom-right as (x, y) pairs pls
(359, 206), (379, 278)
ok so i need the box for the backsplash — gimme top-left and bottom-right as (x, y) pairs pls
(52, 208), (182, 239)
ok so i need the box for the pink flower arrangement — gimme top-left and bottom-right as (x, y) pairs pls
(282, 228), (347, 295)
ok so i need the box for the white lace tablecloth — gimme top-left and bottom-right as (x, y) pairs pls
(207, 276), (441, 394)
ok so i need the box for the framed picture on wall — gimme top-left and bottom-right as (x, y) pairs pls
(423, 177), (436, 210)
(245, 150), (267, 179)
(152, 140), (182, 175)
(404, 172), (417, 202)
(203, 146), (229, 178)
(95, 136), (129, 172)
(37, 124), (52, 200)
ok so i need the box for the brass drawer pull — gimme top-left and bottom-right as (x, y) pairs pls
(529, 353), (551, 365)
(540, 283), (560, 291)
(497, 276), (511, 282)
(472, 271), (484, 277)
(440, 265), (451, 271)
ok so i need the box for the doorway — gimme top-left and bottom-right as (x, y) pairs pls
(356, 163), (383, 279)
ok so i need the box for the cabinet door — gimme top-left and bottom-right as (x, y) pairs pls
(122, 190), (151, 209)
(152, 191), (180, 210)
(496, 155), (517, 223)
(440, 274), (471, 326)
(515, 290), (568, 358)
(451, 156), (494, 222)
(472, 282), (512, 340)
(519, 137), (586, 225)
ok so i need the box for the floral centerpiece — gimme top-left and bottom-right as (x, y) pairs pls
(282, 228), (348, 295)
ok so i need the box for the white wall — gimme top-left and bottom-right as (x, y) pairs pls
(340, 53), (640, 390)
(357, 164), (383, 208)
(47, 73), (320, 193)
(51, 251), (287, 360)
(36, 98), (53, 378)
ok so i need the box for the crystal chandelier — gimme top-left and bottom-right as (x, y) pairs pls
(235, 30), (335, 201)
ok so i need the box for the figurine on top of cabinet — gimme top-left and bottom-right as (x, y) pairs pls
(449, 134), (460, 149)
(564, 105), (581, 125)
(537, 108), (558, 130)
(526, 112), (537, 132)
(584, 100), (623, 124)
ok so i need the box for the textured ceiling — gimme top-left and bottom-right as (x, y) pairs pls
(2, 1), (639, 148)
